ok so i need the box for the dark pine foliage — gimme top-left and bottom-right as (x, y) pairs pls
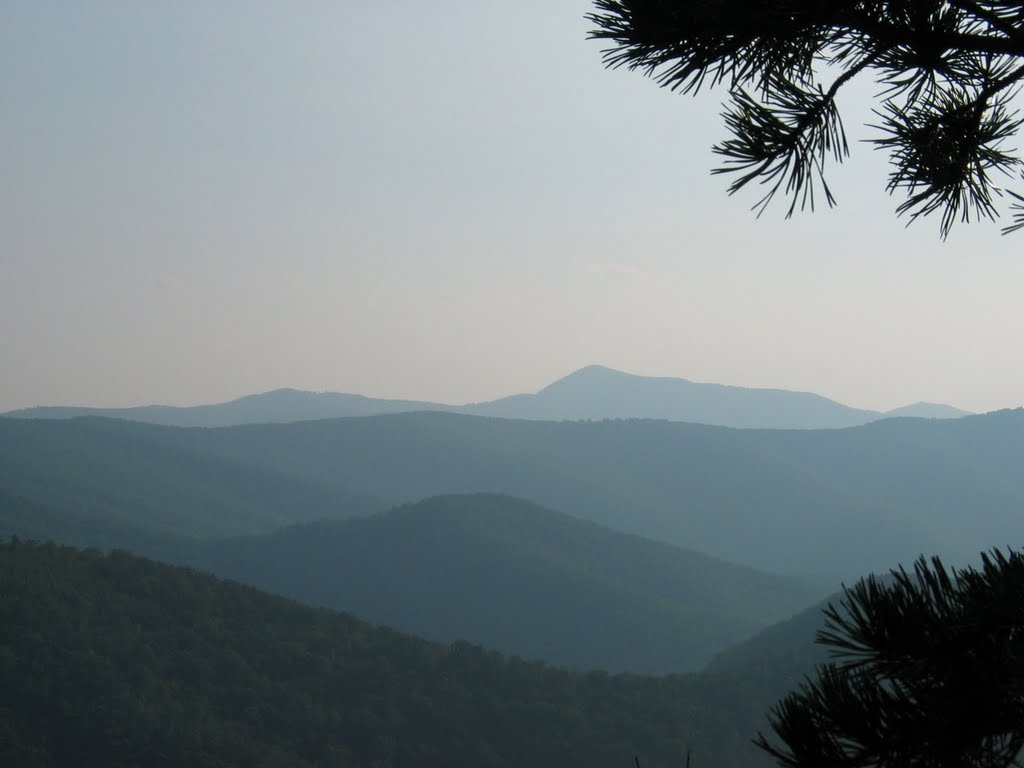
(755, 549), (1024, 768)
(588, 1), (1024, 236)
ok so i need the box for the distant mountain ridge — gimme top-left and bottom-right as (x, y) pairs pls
(882, 401), (973, 419)
(1, 388), (445, 428)
(464, 365), (884, 428)
(0, 416), (383, 541)
(2, 365), (974, 429)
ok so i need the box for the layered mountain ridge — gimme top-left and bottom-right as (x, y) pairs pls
(3, 365), (974, 430)
(180, 493), (820, 674)
(3, 409), (1022, 579)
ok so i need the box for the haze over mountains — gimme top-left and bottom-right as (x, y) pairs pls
(0, 416), (381, 540)
(2, 372), (1015, 766)
(464, 366), (972, 427)
(181, 494), (819, 674)
(4, 408), (1022, 581)
(3, 365), (973, 429)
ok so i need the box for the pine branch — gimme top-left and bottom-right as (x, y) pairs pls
(712, 54), (876, 215)
(946, 0), (1024, 44)
(588, 0), (1024, 234)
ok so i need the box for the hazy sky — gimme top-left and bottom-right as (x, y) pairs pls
(3, 1), (1023, 414)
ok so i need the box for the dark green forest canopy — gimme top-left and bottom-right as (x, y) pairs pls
(0, 541), (789, 768)
(589, 1), (1024, 236)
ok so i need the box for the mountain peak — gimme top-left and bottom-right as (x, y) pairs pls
(5, 367), (977, 430)
(883, 402), (972, 420)
(556, 364), (628, 380)
(541, 365), (691, 393)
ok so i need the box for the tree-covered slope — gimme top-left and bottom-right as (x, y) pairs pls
(166, 409), (1024, 578)
(5, 409), (1023, 578)
(0, 417), (384, 539)
(704, 598), (831, 679)
(182, 494), (820, 674)
(702, 596), (835, 718)
(0, 541), (780, 768)
(700, 576), (912, 747)
(0, 490), (192, 560)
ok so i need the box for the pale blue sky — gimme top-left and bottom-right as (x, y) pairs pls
(2, 1), (1022, 414)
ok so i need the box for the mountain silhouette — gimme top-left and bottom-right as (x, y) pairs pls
(4, 409), (1022, 579)
(2, 365), (973, 429)
(181, 493), (820, 674)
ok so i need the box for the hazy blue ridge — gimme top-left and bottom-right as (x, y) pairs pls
(461, 365), (885, 428)
(0, 490), (197, 560)
(0, 485), (822, 674)
(178, 493), (822, 675)
(704, 595), (834, 681)
(0, 388), (456, 427)
(882, 402), (974, 419)
(1, 365), (973, 429)
(697, 594), (839, 748)
(155, 408), (1024, 578)
(2, 409), (1022, 579)
(0, 416), (387, 539)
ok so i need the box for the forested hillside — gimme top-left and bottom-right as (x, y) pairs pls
(182, 494), (819, 674)
(9, 409), (1017, 577)
(0, 541), (795, 768)
(5, 2), (1016, 768)
(0, 488), (818, 674)
(702, 596), (835, 709)
(196, 409), (1024, 576)
(0, 417), (382, 539)
(0, 490), (190, 558)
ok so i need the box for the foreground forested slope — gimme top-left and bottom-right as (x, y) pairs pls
(0, 541), (788, 768)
